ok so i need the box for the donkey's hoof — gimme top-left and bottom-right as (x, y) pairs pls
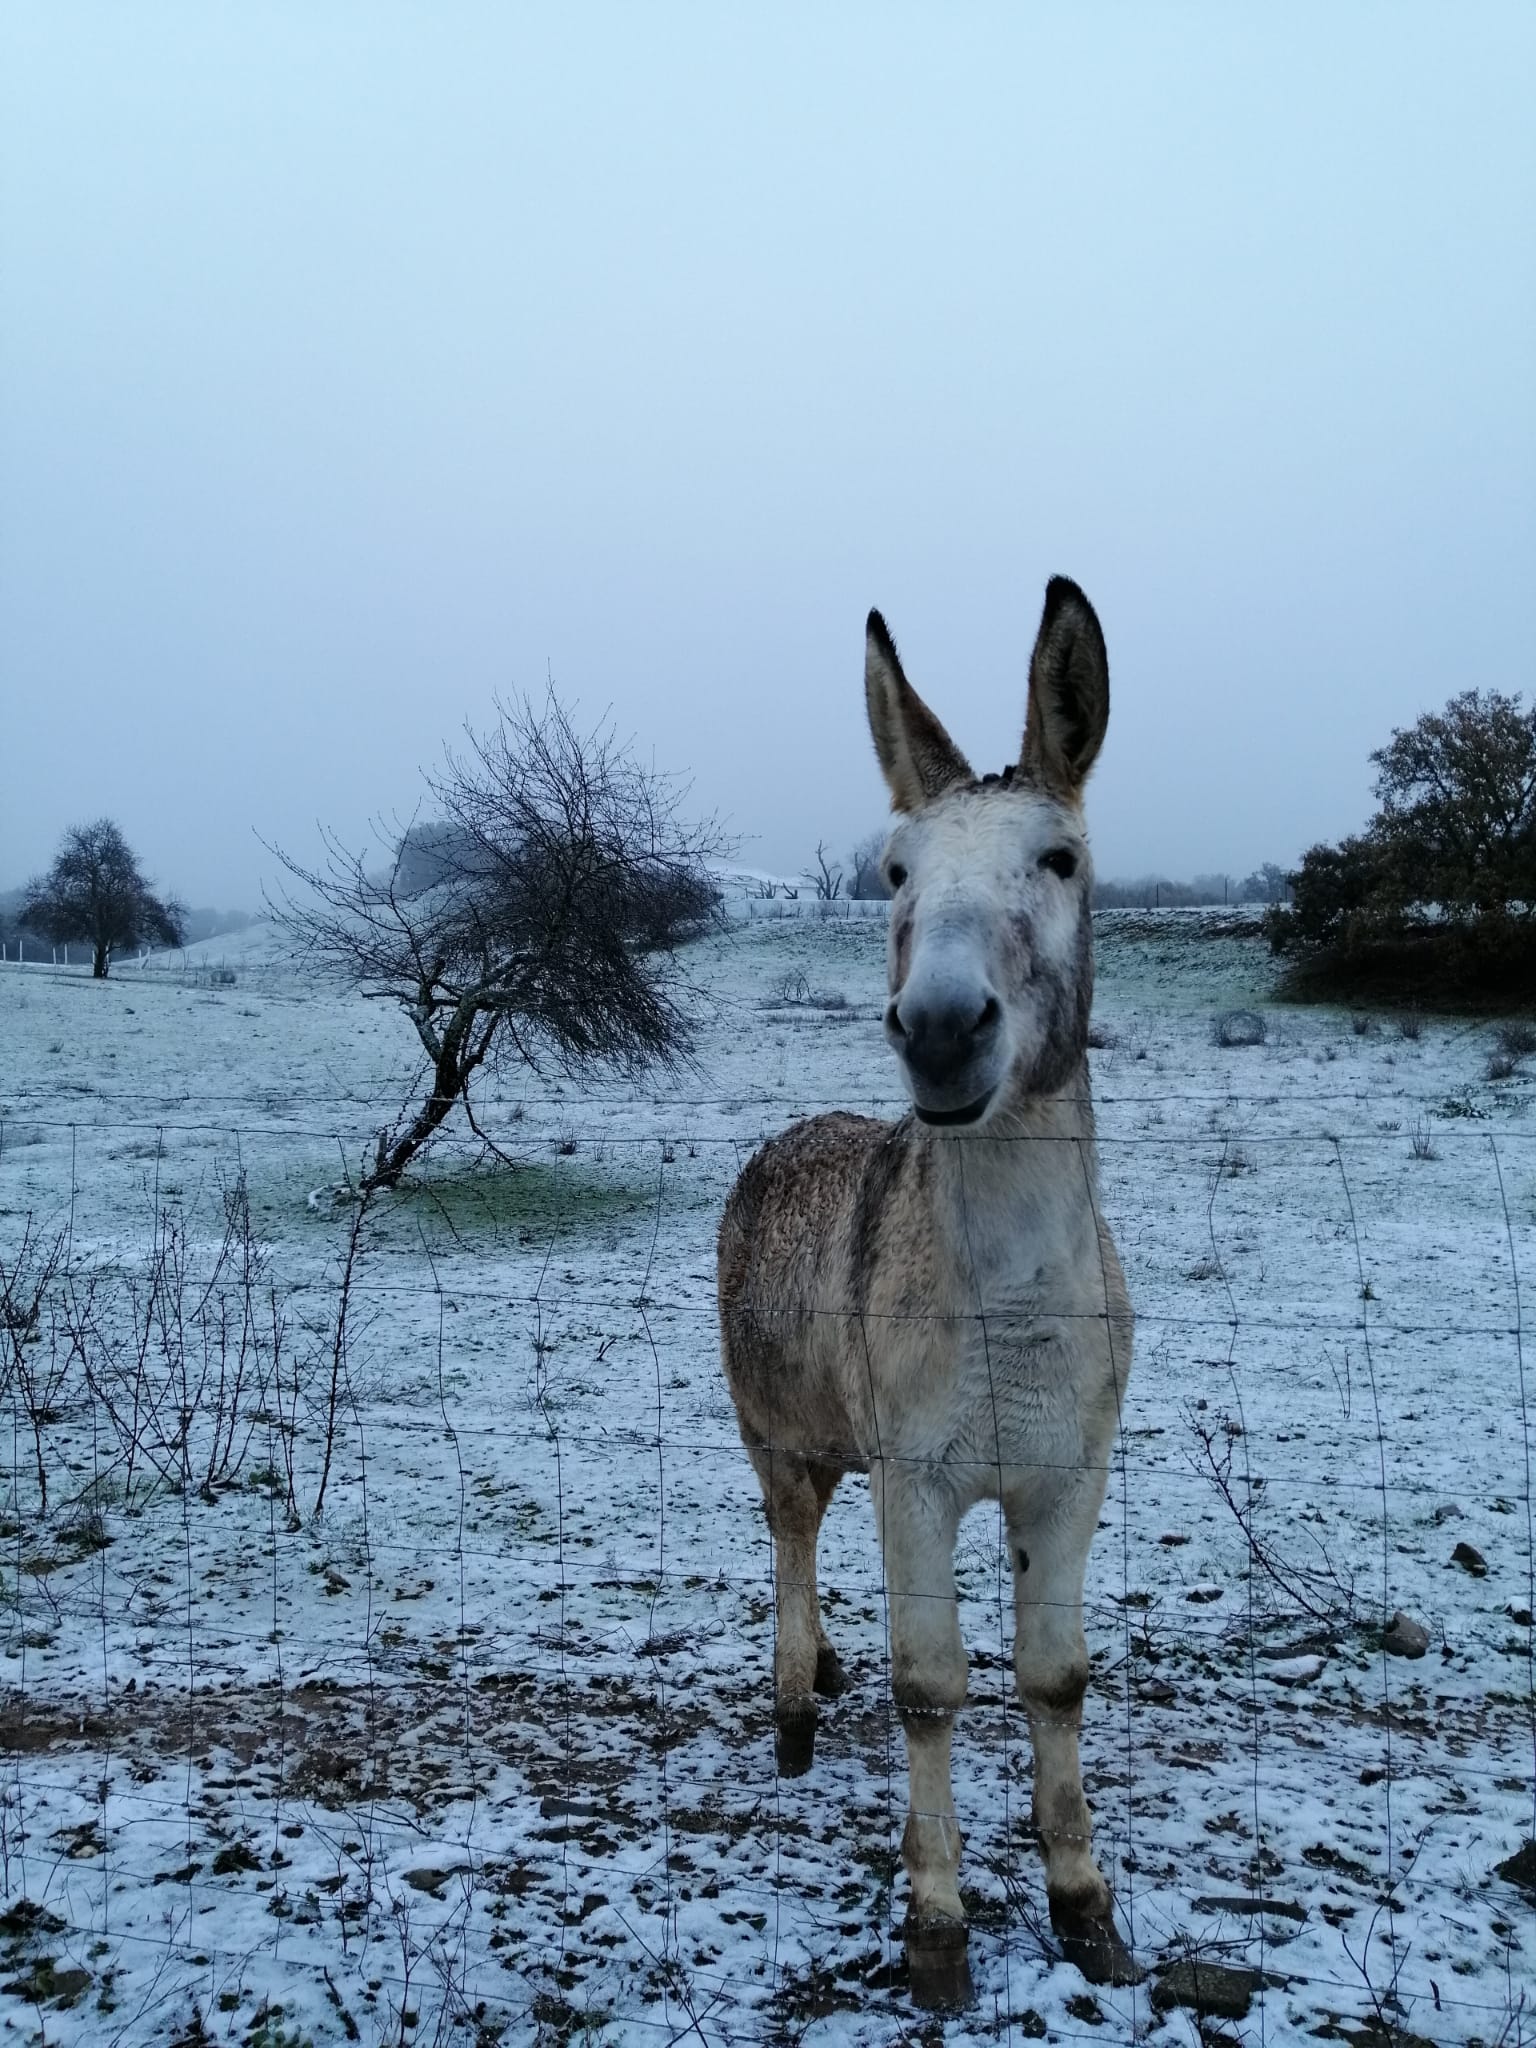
(774, 1696), (817, 1777)
(813, 1643), (849, 1697)
(1050, 1896), (1144, 1987)
(905, 1912), (973, 2009)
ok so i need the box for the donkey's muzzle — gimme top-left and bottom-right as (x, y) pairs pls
(886, 989), (1002, 1115)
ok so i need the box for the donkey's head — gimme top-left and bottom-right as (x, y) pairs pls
(866, 577), (1109, 1127)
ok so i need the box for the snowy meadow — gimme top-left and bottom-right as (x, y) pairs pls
(0, 909), (1531, 2047)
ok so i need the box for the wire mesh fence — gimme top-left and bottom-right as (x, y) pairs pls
(0, 1087), (1530, 2047)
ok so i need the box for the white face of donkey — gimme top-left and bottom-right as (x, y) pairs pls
(865, 578), (1110, 1126)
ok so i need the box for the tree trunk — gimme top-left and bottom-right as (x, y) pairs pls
(92, 942), (109, 978)
(364, 999), (494, 1191)
(366, 1074), (463, 1190)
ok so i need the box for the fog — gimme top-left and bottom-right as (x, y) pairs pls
(3, 5), (1532, 908)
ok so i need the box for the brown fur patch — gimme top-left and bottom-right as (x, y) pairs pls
(849, 1125), (909, 1316)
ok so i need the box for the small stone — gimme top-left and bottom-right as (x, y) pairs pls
(1139, 1677), (1176, 1704)
(1382, 1612), (1429, 1658)
(1431, 1503), (1463, 1524)
(1266, 1653), (1325, 1686)
(1152, 1960), (1261, 2020)
(1495, 1840), (1536, 1900)
(1451, 1541), (1487, 1577)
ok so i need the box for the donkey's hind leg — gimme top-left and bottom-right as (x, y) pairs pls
(807, 1460), (848, 1699)
(749, 1445), (832, 1775)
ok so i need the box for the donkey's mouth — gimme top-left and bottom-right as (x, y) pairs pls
(913, 1089), (995, 1128)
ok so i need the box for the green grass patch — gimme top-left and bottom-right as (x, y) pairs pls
(375, 1156), (659, 1247)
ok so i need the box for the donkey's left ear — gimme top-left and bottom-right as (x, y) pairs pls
(1020, 577), (1110, 799)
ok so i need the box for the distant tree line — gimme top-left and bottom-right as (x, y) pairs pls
(1092, 866), (1287, 909)
(1267, 689), (1536, 1005)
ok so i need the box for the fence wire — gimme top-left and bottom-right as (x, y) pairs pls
(0, 1096), (1530, 2048)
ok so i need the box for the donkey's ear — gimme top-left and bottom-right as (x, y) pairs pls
(1020, 577), (1110, 799)
(865, 610), (972, 813)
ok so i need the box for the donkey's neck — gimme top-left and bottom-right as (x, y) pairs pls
(916, 1061), (1104, 1309)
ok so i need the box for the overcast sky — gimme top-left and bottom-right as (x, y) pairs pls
(3, 5), (1532, 907)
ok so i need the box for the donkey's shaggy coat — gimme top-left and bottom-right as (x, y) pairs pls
(718, 579), (1138, 2004)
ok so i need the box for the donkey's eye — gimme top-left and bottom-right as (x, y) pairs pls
(886, 863), (908, 890)
(1040, 848), (1078, 881)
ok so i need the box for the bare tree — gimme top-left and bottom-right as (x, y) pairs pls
(846, 830), (891, 901)
(802, 840), (843, 901)
(270, 694), (723, 1191)
(21, 820), (184, 977)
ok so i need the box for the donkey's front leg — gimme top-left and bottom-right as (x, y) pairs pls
(872, 1463), (972, 2008)
(1007, 1473), (1142, 1987)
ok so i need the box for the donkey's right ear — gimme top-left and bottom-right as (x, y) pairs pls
(1019, 577), (1110, 799)
(865, 611), (973, 813)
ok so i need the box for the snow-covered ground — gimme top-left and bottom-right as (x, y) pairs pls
(0, 913), (1531, 2046)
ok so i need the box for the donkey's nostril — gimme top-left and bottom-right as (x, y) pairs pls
(976, 996), (1002, 1034)
(885, 1001), (908, 1041)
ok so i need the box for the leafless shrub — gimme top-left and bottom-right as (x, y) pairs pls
(1409, 1117), (1438, 1161)
(760, 969), (849, 1010)
(1397, 1007), (1424, 1041)
(1086, 1021), (1118, 1050)
(67, 1169), (290, 1509)
(1350, 1012), (1375, 1036)
(1211, 1008), (1267, 1048)
(0, 1217), (65, 1346)
(0, 1219), (70, 1513)
(1187, 1406), (1359, 1627)
(0, 1162), (375, 1533)
(1340, 1894), (1422, 2048)
(1495, 1020), (1536, 1059)
(1488, 1051), (1517, 1082)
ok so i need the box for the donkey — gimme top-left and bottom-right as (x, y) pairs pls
(717, 578), (1138, 2005)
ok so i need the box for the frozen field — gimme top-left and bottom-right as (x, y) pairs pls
(0, 911), (1531, 2047)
